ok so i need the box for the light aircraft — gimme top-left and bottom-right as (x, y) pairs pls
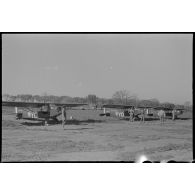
(99, 104), (141, 120)
(99, 104), (185, 120)
(2, 101), (87, 126)
(151, 106), (185, 119)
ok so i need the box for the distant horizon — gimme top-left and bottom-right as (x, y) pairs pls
(2, 34), (192, 105)
(2, 92), (192, 105)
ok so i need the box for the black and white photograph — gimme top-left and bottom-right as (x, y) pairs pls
(1, 33), (193, 162)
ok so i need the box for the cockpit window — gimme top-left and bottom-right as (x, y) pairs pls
(50, 104), (56, 109)
(41, 105), (49, 112)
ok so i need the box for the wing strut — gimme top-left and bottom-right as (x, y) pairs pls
(61, 107), (67, 129)
(15, 107), (18, 114)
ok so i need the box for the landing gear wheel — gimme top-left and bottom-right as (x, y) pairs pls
(44, 120), (49, 126)
(53, 118), (59, 124)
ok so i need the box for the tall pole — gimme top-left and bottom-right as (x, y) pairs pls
(15, 107), (18, 114)
(61, 107), (66, 129)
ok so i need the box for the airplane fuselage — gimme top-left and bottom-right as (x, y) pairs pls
(2, 101), (87, 127)
(100, 108), (182, 120)
(16, 106), (62, 121)
(100, 109), (141, 120)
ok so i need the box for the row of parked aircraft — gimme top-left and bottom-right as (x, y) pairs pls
(2, 101), (185, 127)
(99, 104), (184, 120)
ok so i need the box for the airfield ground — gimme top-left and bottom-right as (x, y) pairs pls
(2, 107), (193, 162)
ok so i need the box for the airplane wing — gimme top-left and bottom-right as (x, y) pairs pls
(2, 101), (87, 108)
(152, 106), (172, 111)
(54, 103), (87, 107)
(102, 104), (134, 109)
(2, 101), (48, 108)
(137, 106), (153, 109)
(174, 108), (185, 111)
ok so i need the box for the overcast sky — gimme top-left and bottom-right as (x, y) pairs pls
(2, 34), (192, 104)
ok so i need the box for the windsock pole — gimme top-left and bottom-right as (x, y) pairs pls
(15, 107), (18, 114)
(61, 107), (66, 129)
(15, 107), (19, 120)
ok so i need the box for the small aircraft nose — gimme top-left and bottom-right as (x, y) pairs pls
(16, 113), (22, 119)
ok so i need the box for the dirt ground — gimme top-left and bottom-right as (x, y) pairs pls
(1, 108), (193, 162)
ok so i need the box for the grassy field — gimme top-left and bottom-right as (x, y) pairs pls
(2, 107), (193, 162)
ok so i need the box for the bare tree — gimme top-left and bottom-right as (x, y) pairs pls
(184, 101), (191, 107)
(2, 94), (11, 101)
(160, 102), (175, 109)
(112, 90), (136, 105)
(184, 101), (191, 111)
(138, 98), (160, 107)
(87, 94), (97, 105)
(149, 98), (160, 106)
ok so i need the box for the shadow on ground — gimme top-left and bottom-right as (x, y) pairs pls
(123, 117), (160, 121)
(21, 122), (45, 126)
(21, 119), (105, 126)
(63, 127), (94, 130)
(20, 117), (191, 126)
(176, 117), (192, 120)
(65, 119), (105, 125)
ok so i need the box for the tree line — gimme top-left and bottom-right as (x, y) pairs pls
(2, 89), (191, 110)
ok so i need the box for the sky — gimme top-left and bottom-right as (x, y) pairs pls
(2, 34), (193, 104)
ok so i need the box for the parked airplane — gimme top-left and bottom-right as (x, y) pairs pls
(151, 106), (185, 119)
(99, 104), (140, 120)
(2, 101), (87, 126)
(99, 104), (185, 120)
